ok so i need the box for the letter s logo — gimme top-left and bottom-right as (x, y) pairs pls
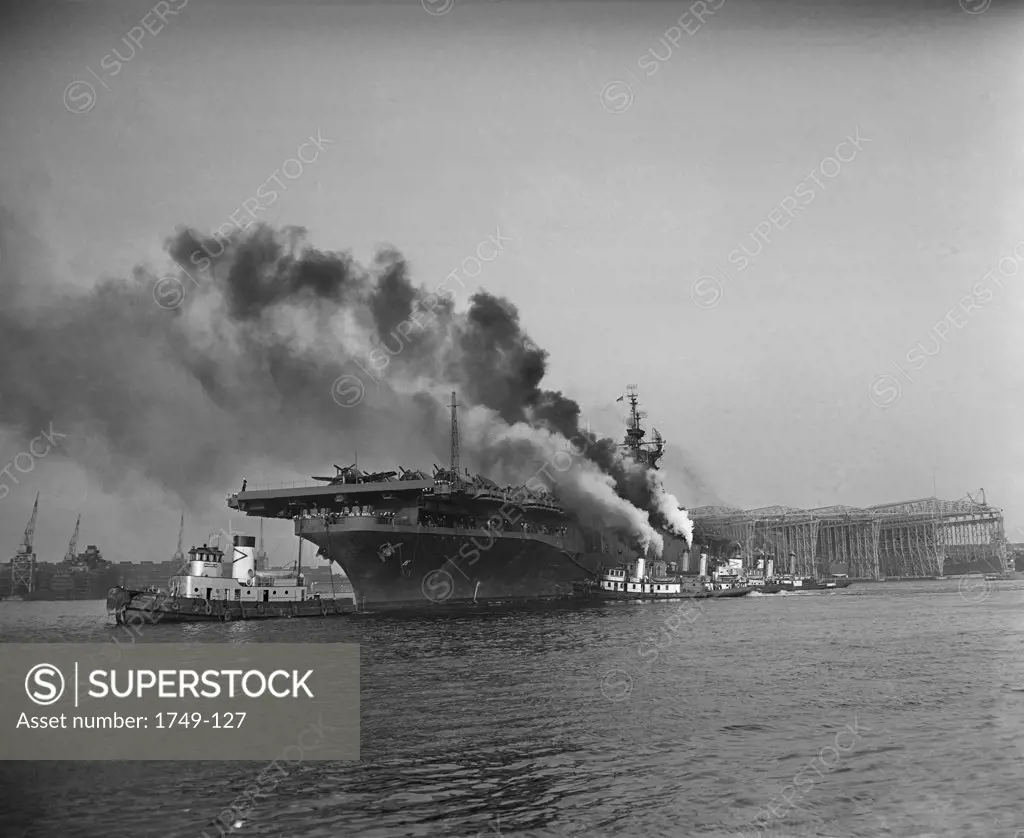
(25, 663), (65, 705)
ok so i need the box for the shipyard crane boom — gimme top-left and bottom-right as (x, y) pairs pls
(22, 492), (39, 552)
(172, 511), (185, 565)
(256, 518), (269, 570)
(65, 515), (80, 563)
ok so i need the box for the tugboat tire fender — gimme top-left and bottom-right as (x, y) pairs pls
(257, 603), (265, 616)
(204, 601), (212, 616)
(320, 601), (327, 616)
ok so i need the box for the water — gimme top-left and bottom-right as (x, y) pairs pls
(2, 581), (1023, 837)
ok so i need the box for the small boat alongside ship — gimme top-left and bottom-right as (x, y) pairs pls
(106, 535), (354, 624)
(589, 554), (752, 601)
(761, 574), (852, 593)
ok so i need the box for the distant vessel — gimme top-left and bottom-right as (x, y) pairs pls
(746, 551), (853, 593)
(106, 532), (354, 623)
(761, 575), (852, 593)
(1, 496), (119, 601)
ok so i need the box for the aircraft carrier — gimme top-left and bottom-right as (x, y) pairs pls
(227, 389), (692, 610)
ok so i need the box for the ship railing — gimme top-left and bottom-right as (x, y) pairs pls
(243, 481), (328, 492)
(239, 481), (567, 510)
(461, 487), (564, 509)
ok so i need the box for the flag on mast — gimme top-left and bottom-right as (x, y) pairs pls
(615, 395), (624, 402)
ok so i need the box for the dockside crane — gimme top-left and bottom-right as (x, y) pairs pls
(172, 511), (186, 572)
(256, 519), (269, 570)
(64, 515), (81, 563)
(21, 492), (39, 554)
(11, 493), (40, 595)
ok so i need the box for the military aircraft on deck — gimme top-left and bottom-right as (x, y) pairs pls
(312, 464), (398, 485)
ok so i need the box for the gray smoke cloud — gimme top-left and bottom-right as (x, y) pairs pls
(0, 219), (704, 550)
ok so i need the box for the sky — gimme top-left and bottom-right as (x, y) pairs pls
(0, 0), (1022, 564)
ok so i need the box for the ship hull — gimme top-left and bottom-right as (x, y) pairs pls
(589, 586), (751, 601)
(762, 579), (852, 593)
(106, 587), (355, 623)
(298, 520), (611, 610)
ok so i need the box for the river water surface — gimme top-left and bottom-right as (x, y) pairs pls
(2, 580), (1023, 837)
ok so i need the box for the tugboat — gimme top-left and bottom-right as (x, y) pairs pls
(106, 534), (354, 624)
(758, 551), (853, 593)
(590, 552), (751, 601)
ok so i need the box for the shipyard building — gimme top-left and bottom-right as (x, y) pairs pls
(690, 494), (1009, 579)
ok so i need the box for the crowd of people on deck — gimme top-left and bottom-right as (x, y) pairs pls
(300, 506), (396, 525)
(296, 505), (566, 536)
(419, 511), (566, 535)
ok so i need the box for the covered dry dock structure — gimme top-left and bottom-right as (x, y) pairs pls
(689, 495), (1009, 580)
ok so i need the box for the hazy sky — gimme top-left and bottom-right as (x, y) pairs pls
(1, 0), (1022, 563)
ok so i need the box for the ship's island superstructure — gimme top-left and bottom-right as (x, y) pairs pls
(227, 388), (693, 610)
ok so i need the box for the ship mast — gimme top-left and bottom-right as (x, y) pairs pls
(450, 391), (461, 488)
(625, 385), (645, 451)
(619, 385), (665, 469)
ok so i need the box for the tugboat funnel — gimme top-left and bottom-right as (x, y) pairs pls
(232, 535), (257, 584)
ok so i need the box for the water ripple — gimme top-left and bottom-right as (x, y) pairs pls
(1, 582), (1023, 836)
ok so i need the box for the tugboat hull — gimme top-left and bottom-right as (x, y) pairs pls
(590, 586), (751, 601)
(106, 586), (355, 624)
(762, 578), (852, 593)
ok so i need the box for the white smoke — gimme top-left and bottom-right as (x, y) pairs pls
(648, 470), (694, 548)
(460, 407), (665, 555)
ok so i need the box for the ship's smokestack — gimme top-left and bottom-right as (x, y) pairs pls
(699, 551), (708, 578)
(766, 558), (774, 579)
(232, 534), (256, 585)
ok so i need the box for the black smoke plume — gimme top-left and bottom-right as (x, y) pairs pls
(0, 221), (694, 547)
